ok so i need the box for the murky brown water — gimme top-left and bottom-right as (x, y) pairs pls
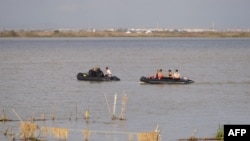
(0, 38), (250, 140)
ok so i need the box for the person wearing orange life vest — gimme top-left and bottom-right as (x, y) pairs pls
(157, 69), (164, 79)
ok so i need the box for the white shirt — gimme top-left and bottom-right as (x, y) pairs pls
(173, 72), (180, 79)
(106, 69), (112, 77)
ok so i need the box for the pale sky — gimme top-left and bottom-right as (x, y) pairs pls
(0, 0), (250, 30)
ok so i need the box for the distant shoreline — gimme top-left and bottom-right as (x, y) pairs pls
(1, 30), (250, 38)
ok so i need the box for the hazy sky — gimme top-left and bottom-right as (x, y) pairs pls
(1, 0), (250, 30)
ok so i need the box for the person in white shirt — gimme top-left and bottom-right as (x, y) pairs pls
(173, 69), (181, 80)
(105, 67), (112, 77)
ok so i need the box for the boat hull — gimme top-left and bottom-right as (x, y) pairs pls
(77, 72), (120, 81)
(140, 76), (194, 84)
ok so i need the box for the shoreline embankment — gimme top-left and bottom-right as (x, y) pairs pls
(1, 30), (250, 38)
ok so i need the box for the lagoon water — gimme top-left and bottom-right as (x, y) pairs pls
(0, 37), (250, 141)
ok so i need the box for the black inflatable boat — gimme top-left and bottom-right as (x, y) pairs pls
(140, 76), (194, 84)
(77, 72), (120, 81)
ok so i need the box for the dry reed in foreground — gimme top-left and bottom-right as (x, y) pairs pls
(20, 122), (39, 139)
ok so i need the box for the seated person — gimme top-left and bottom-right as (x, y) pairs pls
(105, 67), (112, 77)
(167, 69), (173, 78)
(96, 68), (104, 77)
(88, 68), (96, 77)
(154, 69), (159, 79)
(89, 67), (103, 77)
(173, 69), (181, 80)
(157, 69), (163, 79)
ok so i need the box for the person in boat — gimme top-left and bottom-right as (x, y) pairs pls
(154, 69), (159, 79)
(88, 68), (96, 77)
(88, 67), (104, 77)
(167, 69), (173, 78)
(96, 67), (104, 77)
(149, 70), (158, 79)
(157, 69), (164, 79)
(105, 67), (112, 77)
(173, 69), (181, 80)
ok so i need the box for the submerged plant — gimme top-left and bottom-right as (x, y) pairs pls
(216, 124), (224, 140)
(1, 109), (7, 121)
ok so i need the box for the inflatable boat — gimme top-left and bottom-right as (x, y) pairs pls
(77, 72), (120, 81)
(140, 76), (194, 84)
